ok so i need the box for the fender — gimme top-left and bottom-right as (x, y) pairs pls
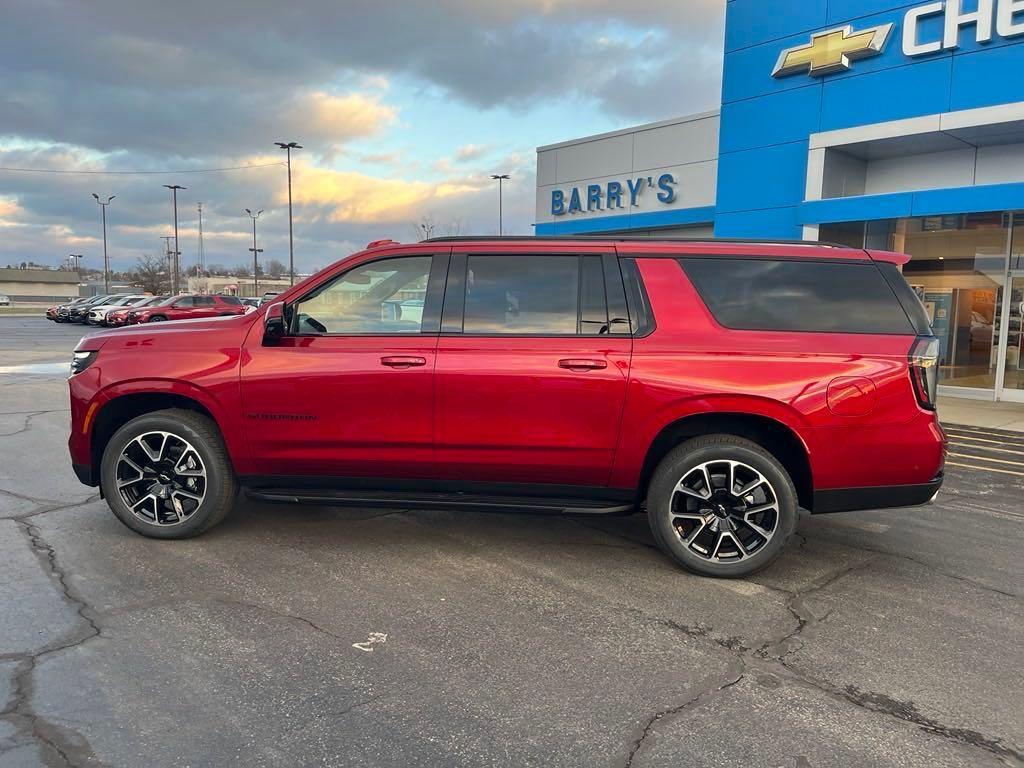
(609, 392), (813, 489)
(90, 377), (251, 470)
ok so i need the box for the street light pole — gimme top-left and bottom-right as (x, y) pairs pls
(490, 174), (509, 235)
(163, 185), (186, 294)
(68, 253), (83, 272)
(275, 141), (302, 286)
(245, 208), (264, 295)
(91, 194), (115, 293)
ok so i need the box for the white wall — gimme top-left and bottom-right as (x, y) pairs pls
(535, 112), (719, 226)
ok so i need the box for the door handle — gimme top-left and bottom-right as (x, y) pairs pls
(558, 358), (607, 371)
(380, 356), (427, 368)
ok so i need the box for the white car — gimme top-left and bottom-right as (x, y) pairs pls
(87, 295), (149, 325)
(0, 294), (10, 306)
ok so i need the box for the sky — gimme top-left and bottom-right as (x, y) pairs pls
(0, 0), (725, 275)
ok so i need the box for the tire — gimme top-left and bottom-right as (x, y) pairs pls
(100, 408), (237, 539)
(148, 315), (167, 322)
(647, 434), (798, 578)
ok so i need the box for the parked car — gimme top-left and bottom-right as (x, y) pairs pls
(68, 237), (944, 578)
(66, 294), (125, 323)
(106, 296), (167, 327)
(261, 291), (280, 303)
(0, 294), (10, 306)
(239, 297), (262, 308)
(87, 295), (149, 325)
(50, 297), (89, 322)
(127, 294), (247, 324)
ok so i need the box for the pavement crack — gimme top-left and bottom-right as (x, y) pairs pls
(1, 521), (105, 767)
(758, 557), (878, 661)
(624, 661), (745, 768)
(215, 599), (349, 643)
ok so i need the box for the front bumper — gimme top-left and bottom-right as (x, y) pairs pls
(812, 473), (943, 514)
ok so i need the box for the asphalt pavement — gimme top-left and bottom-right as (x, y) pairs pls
(1, 316), (1021, 768)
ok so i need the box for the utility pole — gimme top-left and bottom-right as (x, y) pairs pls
(490, 174), (509, 235)
(275, 141), (302, 285)
(245, 208), (263, 296)
(91, 194), (115, 292)
(163, 185), (186, 294)
(196, 202), (205, 276)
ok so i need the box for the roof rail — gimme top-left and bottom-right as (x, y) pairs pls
(419, 235), (854, 248)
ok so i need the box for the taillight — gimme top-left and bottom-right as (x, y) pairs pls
(909, 336), (939, 410)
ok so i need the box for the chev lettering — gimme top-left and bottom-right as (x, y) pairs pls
(551, 174), (676, 217)
(774, 0), (1024, 79)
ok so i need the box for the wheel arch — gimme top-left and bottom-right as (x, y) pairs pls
(637, 411), (813, 511)
(89, 388), (232, 486)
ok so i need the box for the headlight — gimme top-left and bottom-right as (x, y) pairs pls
(70, 350), (99, 375)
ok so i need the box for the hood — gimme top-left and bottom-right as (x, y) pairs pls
(80, 313), (257, 350)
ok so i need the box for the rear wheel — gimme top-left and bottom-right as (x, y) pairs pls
(647, 435), (798, 578)
(100, 409), (237, 538)
(148, 315), (167, 322)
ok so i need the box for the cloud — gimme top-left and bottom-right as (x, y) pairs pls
(302, 92), (397, 142)
(455, 144), (489, 162)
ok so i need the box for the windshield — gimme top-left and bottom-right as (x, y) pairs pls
(153, 295), (181, 307)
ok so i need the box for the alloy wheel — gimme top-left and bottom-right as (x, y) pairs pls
(668, 459), (779, 562)
(115, 431), (207, 526)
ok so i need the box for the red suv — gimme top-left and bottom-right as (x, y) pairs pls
(128, 294), (247, 324)
(68, 238), (944, 577)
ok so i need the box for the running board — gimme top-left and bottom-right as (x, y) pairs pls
(243, 487), (634, 515)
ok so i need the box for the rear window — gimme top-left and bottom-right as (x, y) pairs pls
(679, 258), (914, 334)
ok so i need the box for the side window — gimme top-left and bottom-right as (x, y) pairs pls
(175, 296), (194, 308)
(195, 296), (215, 306)
(462, 255), (607, 335)
(218, 295), (241, 305)
(293, 255), (432, 335)
(680, 258), (915, 334)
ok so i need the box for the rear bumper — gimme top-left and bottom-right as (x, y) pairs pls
(812, 473), (943, 514)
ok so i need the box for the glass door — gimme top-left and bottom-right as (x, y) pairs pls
(996, 214), (1024, 402)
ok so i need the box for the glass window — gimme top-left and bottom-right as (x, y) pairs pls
(294, 256), (431, 335)
(579, 256), (609, 334)
(899, 212), (1009, 390)
(174, 296), (194, 308)
(463, 255), (580, 335)
(195, 296), (215, 306)
(217, 295), (241, 305)
(681, 258), (914, 334)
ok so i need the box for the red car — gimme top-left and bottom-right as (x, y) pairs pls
(107, 296), (168, 326)
(127, 294), (247, 324)
(68, 237), (944, 577)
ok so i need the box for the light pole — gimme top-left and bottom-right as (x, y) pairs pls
(490, 174), (509, 235)
(68, 253), (83, 272)
(163, 185), (186, 294)
(91, 194), (115, 293)
(275, 141), (302, 286)
(245, 208), (263, 295)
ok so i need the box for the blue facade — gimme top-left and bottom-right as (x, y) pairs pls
(715, 0), (1024, 238)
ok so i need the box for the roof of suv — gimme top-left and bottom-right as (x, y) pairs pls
(399, 236), (909, 265)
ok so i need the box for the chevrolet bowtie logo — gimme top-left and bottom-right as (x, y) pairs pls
(773, 23), (893, 78)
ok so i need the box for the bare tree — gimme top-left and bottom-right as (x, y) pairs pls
(412, 214), (437, 241)
(265, 258), (287, 278)
(132, 254), (171, 295)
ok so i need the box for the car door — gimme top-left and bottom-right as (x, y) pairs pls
(434, 249), (632, 487)
(239, 251), (448, 479)
(167, 296), (194, 319)
(190, 295), (219, 317)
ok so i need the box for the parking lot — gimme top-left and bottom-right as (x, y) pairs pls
(1, 315), (1021, 768)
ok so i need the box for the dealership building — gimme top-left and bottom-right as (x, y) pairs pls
(535, 0), (1024, 403)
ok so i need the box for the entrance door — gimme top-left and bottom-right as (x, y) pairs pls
(997, 273), (1024, 402)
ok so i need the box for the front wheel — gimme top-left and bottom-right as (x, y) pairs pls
(100, 408), (237, 538)
(148, 315), (167, 322)
(646, 435), (798, 578)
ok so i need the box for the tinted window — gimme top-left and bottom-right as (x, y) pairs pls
(194, 296), (215, 306)
(463, 255), (581, 335)
(218, 295), (241, 305)
(175, 296), (194, 308)
(294, 256), (431, 334)
(876, 262), (932, 335)
(680, 258), (914, 334)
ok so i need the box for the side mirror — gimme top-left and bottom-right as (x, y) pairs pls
(263, 302), (286, 345)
